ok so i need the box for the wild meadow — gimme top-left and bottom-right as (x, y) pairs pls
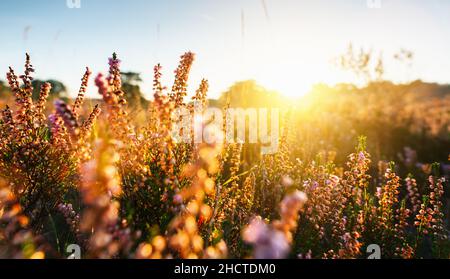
(0, 51), (449, 259)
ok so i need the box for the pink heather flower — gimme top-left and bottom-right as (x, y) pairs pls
(48, 114), (57, 126)
(342, 216), (348, 226)
(328, 175), (340, 186)
(304, 180), (319, 191)
(242, 217), (268, 243)
(173, 194), (183, 204)
(95, 73), (108, 97)
(107, 55), (122, 88)
(342, 232), (351, 243)
(303, 180), (310, 188)
(280, 190), (308, 217)
(108, 57), (121, 68)
(281, 176), (294, 187)
(243, 217), (290, 259)
(357, 151), (368, 167)
(376, 187), (382, 198)
(287, 190), (307, 205)
(358, 151), (365, 161)
(305, 250), (312, 259)
(298, 250), (312, 259)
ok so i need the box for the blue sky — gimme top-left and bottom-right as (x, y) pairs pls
(1, 0), (450, 98)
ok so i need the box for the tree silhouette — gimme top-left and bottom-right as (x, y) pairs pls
(121, 71), (147, 110)
(31, 79), (67, 101)
(218, 80), (286, 108)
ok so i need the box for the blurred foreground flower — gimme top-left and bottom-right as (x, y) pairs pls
(243, 190), (307, 259)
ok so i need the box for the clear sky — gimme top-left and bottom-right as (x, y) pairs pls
(1, 0), (450, 99)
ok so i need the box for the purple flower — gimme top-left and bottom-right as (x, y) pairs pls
(243, 217), (290, 259)
(108, 57), (121, 68)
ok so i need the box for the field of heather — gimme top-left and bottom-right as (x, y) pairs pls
(0, 51), (448, 259)
(0, 0), (449, 260)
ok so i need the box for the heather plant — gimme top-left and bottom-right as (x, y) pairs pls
(0, 179), (48, 259)
(414, 169), (449, 258)
(0, 54), (99, 236)
(243, 190), (308, 259)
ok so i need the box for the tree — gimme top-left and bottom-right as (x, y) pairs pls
(0, 80), (12, 97)
(121, 71), (147, 109)
(31, 79), (67, 101)
(217, 80), (286, 108)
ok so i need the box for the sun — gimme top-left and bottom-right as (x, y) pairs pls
(252, 65), (320, 100)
